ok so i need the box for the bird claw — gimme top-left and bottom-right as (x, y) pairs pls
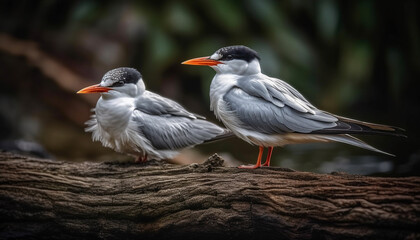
(135, 155), (148, 163)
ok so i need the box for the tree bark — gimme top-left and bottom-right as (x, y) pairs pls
(0, 152), (419, 240)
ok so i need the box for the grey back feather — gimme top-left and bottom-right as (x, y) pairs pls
(136, 91), (204, 119)
(223, 76), (338, 134)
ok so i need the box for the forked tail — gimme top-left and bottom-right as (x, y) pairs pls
(320, 134), (394, 156)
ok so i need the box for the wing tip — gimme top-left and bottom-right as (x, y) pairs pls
(202, 129), (235, 144)
(333, 115), (407, 138)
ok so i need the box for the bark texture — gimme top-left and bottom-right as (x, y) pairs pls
(0, 151), (419, 240)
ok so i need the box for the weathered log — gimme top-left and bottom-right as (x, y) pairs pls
(0, 151), (419, 240)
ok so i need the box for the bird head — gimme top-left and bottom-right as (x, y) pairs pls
(182, 45), (261, 75)
(77, 67), (145, 98)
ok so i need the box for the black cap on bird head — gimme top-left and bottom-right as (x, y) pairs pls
(102, 67), (142, 86)
(215, 45), (260, 62)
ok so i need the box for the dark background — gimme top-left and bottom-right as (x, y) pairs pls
(0, 0), (418, 175)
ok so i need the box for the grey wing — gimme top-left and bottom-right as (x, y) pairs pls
(225, 78), (338, 134)
(133, 110), (227, 150)
(135, 91), (204, 119)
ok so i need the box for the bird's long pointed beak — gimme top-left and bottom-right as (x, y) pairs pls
(182, 56), (222, 66)
(77, 84), (112, 94)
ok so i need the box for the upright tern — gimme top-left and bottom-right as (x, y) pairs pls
(77, 67), (231, 162)
(182, 45), (405, 169)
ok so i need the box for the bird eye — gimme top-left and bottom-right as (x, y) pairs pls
(226, 54), (233, 60)
(113, 80), (124, 87)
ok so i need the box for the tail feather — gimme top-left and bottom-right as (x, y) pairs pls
(320, 134), (394, 156)
(313, 115), (406, 138)
(203, 129), (235, 144)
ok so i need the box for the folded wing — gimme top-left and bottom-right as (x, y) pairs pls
(134, 92), (229, 150)
(224, 77), (338, 134)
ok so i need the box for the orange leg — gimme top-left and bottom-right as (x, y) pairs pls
(262, 146), (274, 167)
(238, 146), (264, 169)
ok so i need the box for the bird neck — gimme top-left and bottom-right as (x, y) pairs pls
(209, 73), (239, 111)
(244, 59), (261, 75)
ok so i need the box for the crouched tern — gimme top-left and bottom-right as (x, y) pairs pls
(77, 67), (231, 162)
(183, 45), (405, 169)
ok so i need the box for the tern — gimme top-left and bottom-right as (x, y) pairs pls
(182, 45), (405, 169)
(77, 67), (231, 162)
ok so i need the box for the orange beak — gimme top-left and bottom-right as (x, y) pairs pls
(77, 84), (112, 94)
(182, 56), (222, 66)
